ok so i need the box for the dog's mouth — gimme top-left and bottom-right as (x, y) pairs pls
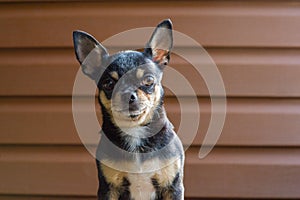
(128, 109), (147, 120)
(112, 106), (148, 121)
(111, 103), (154, 127)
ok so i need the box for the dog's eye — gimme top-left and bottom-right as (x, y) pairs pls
(102, 78), (115, 91)
(142, 75), (155, 87)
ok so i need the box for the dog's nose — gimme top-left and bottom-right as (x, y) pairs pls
(129, 92), (138, 104)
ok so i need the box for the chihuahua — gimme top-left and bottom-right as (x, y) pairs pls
(73, 19), (184, 200)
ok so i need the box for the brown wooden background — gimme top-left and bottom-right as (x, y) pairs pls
(1, 0), (300, 199)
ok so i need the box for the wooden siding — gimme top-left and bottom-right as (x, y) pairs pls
(0, 0), (300, 199)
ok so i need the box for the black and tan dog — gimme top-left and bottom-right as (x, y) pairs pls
(73, 19), (184, 200)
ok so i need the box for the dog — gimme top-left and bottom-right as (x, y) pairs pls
(73, 19), (184, 200)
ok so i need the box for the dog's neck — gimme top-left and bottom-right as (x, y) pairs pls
(101, 105), (174, 153)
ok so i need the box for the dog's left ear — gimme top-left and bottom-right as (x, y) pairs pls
(145, 19), (173, 68)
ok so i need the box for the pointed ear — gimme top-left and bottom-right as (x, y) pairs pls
(145, 19), (173, 67)
(73, 30), (109, 80)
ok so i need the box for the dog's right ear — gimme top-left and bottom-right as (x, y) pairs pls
(73, 30), (109, 80)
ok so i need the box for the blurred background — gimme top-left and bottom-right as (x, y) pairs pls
(1, 1), (300, 199)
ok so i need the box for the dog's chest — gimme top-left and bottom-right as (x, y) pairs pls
(127, 172), (156, 200)
(101, 157), (180, 200)
(125, 158), (159, 200)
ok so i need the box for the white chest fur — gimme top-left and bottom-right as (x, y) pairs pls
(120, 126), (151, 152)
(127, 157), (181, 200)
(127, 157), (171, 200)
(128, 172), (156, 200)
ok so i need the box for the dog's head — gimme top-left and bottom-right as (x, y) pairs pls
(73, 19), (173, 128)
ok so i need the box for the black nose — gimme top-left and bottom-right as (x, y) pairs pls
(129, 92), (137, 104)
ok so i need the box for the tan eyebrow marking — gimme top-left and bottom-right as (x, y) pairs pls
(110, 71), (119, 80)
(136, 68), (144, 79)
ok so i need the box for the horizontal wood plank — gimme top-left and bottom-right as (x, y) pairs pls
(0, 146), (98, 196)
(0, 0), (93, 1)
(1, 48), (300, 97)
(0, 1), (300, 48)
(0, 196), (96, 200)
(1, 97), (300, 146)
(185, 147), (300, 198)
(1, 146), (300, 198)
